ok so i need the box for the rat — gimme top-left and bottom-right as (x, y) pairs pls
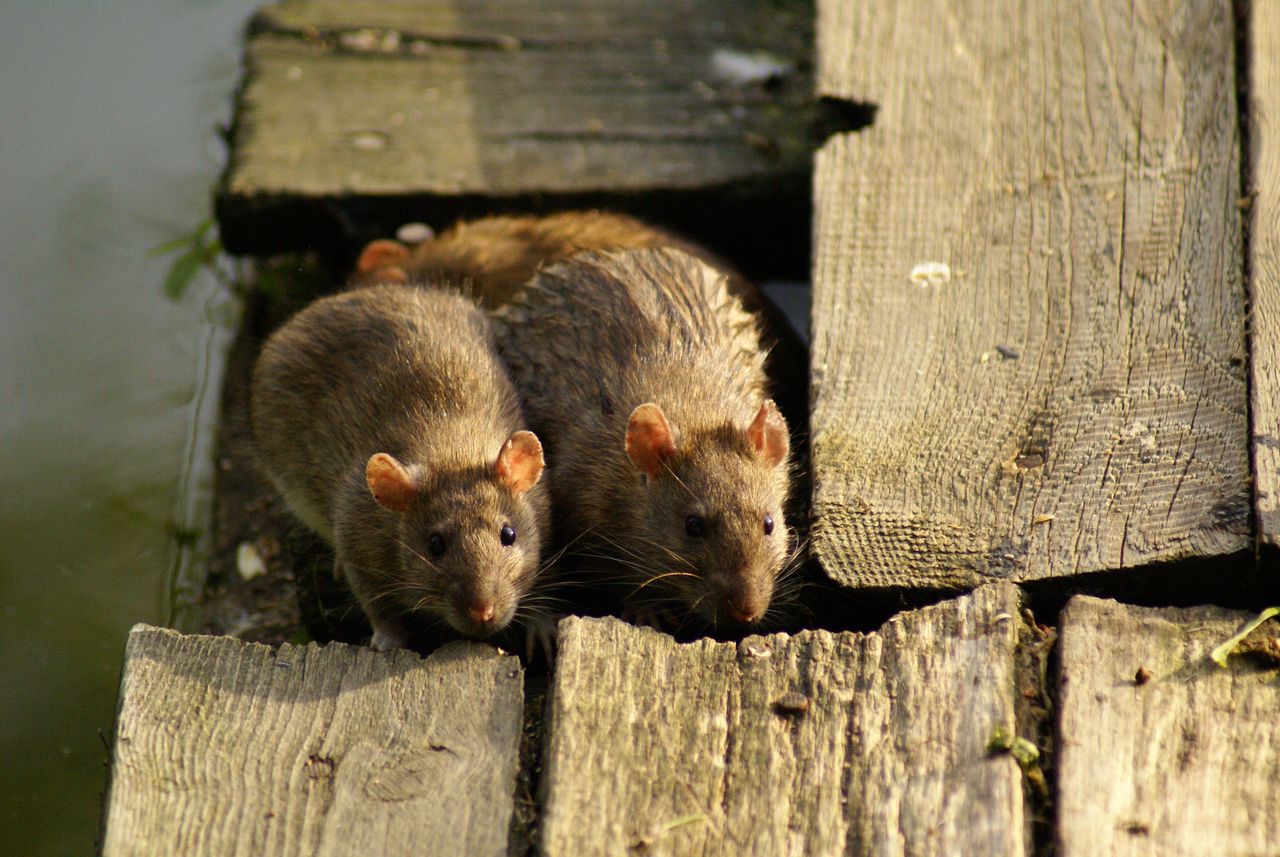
(349, 210), (810, 469)
(494, 247), (794, 629)
(250, 284), (549, 650)
(348, 211), (711, 308)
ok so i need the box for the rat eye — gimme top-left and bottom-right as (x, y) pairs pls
(500, 524), (516, 547)
(427, 533), (446, 558)
(685, 515), (706, 538)
(764, 514), (775, 536)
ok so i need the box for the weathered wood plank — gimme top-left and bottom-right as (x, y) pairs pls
(541, 583), (1035, 856)
(1055, 596), (1280, 856)
(809, 0), (1250, 592)
(101, 625), (523, 857)
(1250, 0), (1280, 550)
(217, 0), (812, 260)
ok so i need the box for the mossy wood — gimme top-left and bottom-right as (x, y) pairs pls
(217, 0), (812, 264)
(1055, 596), (1280, 856)
(100, 625), (523, 857)
(540, 584), (1037, 856)
(1250, 1), (1280, 552)
(809, 0), (1249, 593)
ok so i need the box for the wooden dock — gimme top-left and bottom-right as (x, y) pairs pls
(103, 0), (1280, 854)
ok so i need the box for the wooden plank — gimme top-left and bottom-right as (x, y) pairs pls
(217, 0), (813, 261)
(809, 0), (1250, 593)
(1250, 0), (1280, 550)
(540, 583), (1035, 856)
(1055, 595), (1280, 856)
(101, 625), (523, 857)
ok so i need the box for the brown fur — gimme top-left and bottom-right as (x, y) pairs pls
(496, 248), (793, 629)
(250, 285), (550, 648)
(349, 211), (733, 307)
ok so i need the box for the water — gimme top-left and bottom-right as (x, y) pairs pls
(0, 2), (259, 853)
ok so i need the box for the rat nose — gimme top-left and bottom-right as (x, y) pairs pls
(468, 599), (496, 625)
(725, 586), (765, 625)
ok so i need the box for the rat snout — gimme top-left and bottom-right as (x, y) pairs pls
(450, 574), (516, 637)
(467, 599), (497, 625)
(723, 578), (768, 625)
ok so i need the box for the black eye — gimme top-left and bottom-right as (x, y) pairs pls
(685, 515), (706, 538)
(764, 514), (775, 536)
(500, 524), (516, 547)
(427, 533), (446, 557)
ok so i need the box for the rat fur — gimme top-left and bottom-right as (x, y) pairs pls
(250, 285), (549, 649)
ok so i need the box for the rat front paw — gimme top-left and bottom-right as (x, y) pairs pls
(369, 621), (410, 651)
(621, 602), (679, 633)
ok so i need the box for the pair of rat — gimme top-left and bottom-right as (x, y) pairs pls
(250, 212), (793, 651)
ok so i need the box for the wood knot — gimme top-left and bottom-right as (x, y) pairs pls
(305, 754), (335, 781)
(773, 691), (809, 716)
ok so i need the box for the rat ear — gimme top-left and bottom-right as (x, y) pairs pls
(495, 431), (544, 495)
(746, 400), (789, 469)
(626, 403), (679, 479)
(366, 453), (418, 512)
(355, 239), (410, 283)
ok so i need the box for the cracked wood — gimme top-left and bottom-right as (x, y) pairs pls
(217, 0), (812, 256)
(101, 625), (523, 857)
(809, 0), (1249, 592)
(540, 583), (1034, 857)
(1250, 0), (1280, 550)
(1056, 596), (1280, 856)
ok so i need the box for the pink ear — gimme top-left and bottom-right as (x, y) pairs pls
(746, 400), (789, 469)
(356, 239), (410, 274)
(366, 453), (418, 512)
(625, 403), (678, 479)
(495, 431), (544, 495)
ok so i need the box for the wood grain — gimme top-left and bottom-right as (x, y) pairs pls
(809, 0), (1250, 592)
(1250, 0), (1280, 550)
(101, 625), (523, 857)
(1055, 595), (1280, 856)
(217, 0), (812, 258)
(540, 583), (1035, 857)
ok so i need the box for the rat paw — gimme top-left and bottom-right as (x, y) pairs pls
(621, 602), (679, 633)
(370, 622), (409, 652)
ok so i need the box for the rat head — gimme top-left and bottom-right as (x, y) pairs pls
(621, 400), (791, 628)
(364, 431), (546, 638)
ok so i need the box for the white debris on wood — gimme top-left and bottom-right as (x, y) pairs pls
(709, 48), (792, 86)
(909, 261), (952, 286)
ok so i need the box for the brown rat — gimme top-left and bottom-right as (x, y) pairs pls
(250, 284), (549, 649)
(351, 210), (810, 472)
(349, 211), (712, 308)
(495, 247), (793, 629)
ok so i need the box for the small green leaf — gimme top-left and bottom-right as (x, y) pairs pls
(147, 219), (213, 259)
(1210, 606), (1280, 667)
(163, 249), (204, 300)
(1010, 737), (1040, 767)
(146, 233), (194, 258)
(987, 724), (1013, 754)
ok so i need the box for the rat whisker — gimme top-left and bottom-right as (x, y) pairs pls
(573, 551), (655, 577)
(661, 460), (702, 504)
(586, 532), (653, 566)
(393, 537), (442, 573)
(628, 569), (700, 597)
(623, 535), (696, 570)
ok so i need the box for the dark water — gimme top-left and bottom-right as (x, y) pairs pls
(0, 2), (259, 853)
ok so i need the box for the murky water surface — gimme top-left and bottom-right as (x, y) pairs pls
(0, 3), (258, 853)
